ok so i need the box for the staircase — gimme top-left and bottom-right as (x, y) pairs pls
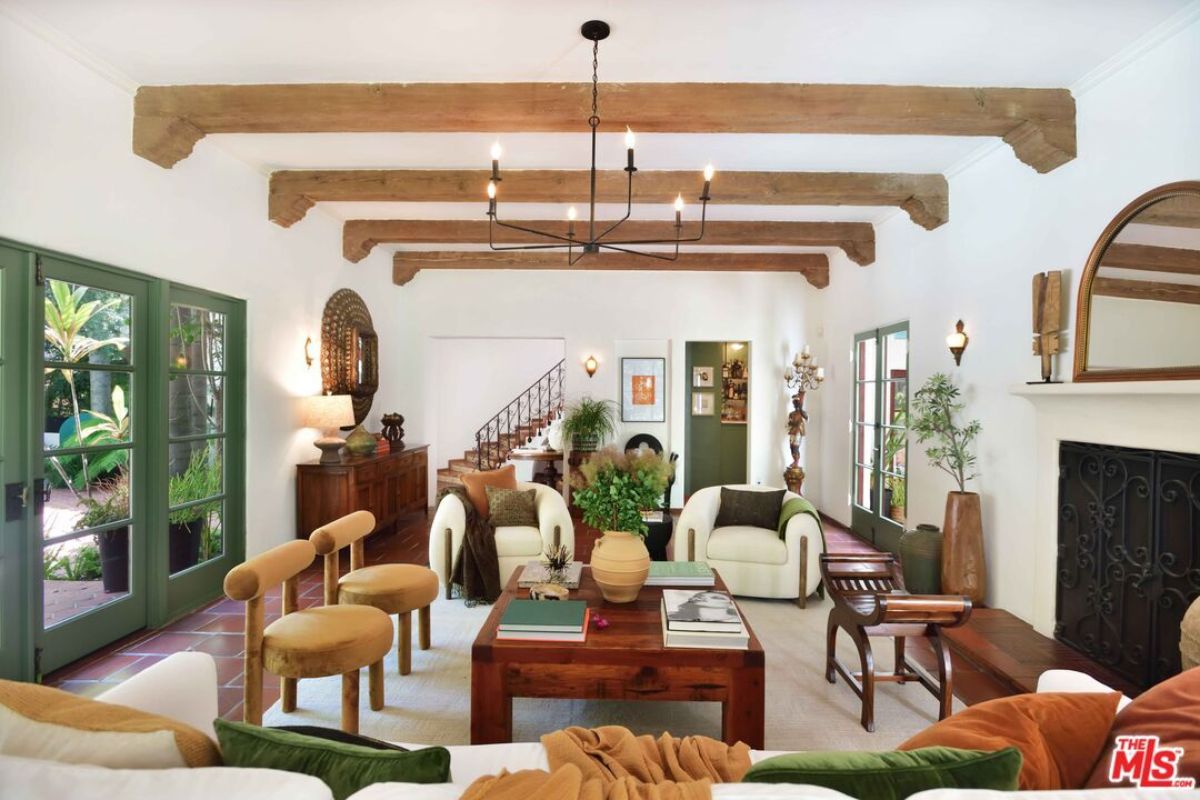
(436, 359), (566, 493)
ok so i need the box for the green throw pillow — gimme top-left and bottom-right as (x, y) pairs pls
(742, 746), (1022, 800)
(714, 487), (786, 530)
(486, 486), (539, 527)
(214, 719), (450, 800)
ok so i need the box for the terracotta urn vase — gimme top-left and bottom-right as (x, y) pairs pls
(590, 530), (651, 603)
(942, 491), (985, 604)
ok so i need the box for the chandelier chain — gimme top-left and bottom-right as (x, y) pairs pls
(589, 38), (600, 129)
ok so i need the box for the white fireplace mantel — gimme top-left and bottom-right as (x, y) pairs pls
(1010, 380), (1200, 636)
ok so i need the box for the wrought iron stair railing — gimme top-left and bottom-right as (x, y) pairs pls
(474, 359), (565, 470)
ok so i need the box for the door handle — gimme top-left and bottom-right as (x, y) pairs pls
(5, 483), (28, 521)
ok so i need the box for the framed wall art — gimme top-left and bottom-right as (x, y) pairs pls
(691, 392), (714, 416)
(621, 357), (666, 422)
(692, 365), (715, 388)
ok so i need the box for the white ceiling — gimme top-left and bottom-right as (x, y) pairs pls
(7, 0), (1195, 248)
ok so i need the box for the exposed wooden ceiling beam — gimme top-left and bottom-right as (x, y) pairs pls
(133, 82), (1075, 172)
(1094, 277), (1200, 306)
(344, 219), (874, 265)
(1100, 243), (1200, 276)
(270, 169), (947, 230)
(1137, 195), (1200, 229)
(391, 251), (829, 288)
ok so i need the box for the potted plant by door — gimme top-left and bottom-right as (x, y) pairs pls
(560, 397), (617, 454)
(571, 447), (672, 602)
(168, 450), (218, 573)
(911, 372), (984, 604)
(75, 472), (130, 593)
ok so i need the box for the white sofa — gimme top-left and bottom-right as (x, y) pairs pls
(674, 485), (824, 607)
(429, 480), (574, 597)
(0, 652), (1183, 799)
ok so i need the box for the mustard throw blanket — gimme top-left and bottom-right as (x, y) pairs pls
(462, 726), (751, 800)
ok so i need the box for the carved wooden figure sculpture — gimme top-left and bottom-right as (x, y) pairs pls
(1032, 270), (1063, 382)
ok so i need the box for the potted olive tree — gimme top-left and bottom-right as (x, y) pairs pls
(571, 447), (672, 602)
(560, 397), (617, 453)
(910, 372), (984, 603)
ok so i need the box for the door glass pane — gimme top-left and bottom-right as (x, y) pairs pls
(168, 374), (223, 436)
(43, 280), (131, 366)
(856, 338), (876, 380)
(170, 305), (225, 372)
(43, 458), (131, 539)
(43, 370), (132, 449)
(197, 502), (224, 565)
(855, 465), (872, 508)
(856, 424), (876, 467)
(168, 439), (222, 575)
(883, 329), (908, 381)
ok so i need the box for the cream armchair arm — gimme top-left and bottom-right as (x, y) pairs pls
(530, 483), (575, 559)
(782, 508), (824, 607)
(429, 490), (467, 599)
(673, 485), (722, 561)
(96, 652), (219, 741)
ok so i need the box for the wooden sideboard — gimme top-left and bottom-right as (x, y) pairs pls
(296, 444), (429, 538)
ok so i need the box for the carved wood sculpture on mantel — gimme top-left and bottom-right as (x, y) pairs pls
(132, 82), (1076, 172)
(1031, 270), (1064, 383)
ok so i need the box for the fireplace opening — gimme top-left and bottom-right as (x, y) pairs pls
(1057, 441), (1200, 688)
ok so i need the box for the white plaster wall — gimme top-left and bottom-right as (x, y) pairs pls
(807, 17), (1200, 626)
(0, 15), (397, 555)
(429, 337), (564, 471)
(372, 270), (815, 508)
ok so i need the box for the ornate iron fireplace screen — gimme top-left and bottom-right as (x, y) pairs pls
(1057, 441), (1200, 688)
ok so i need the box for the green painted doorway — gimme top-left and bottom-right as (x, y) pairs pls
(684, 341), (749, 496)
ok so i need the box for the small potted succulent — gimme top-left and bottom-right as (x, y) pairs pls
(571, 447), (672, 602)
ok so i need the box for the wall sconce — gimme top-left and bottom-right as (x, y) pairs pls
(946, 320), (969, 366)
(583, 355), (599, 378)
(304, 336), (314, 368)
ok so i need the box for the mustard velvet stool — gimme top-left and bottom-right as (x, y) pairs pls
(223, 539), (392, 734)
(310, 511), (439, 676)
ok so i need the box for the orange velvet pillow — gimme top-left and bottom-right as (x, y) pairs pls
(460, 465), (517, 517)
(1086, 667), (1200, 788)
(899, 692), (1121, 790)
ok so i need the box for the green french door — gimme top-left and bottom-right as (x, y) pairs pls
(851, 323), (909, 554)
(37, 256), (151, 672)
(0, 239), (246, 680)
(1, 245), (32, 680)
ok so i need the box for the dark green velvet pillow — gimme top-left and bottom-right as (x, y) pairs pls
(714, 487), (786, 530)
(486, 486), (538, 527)
(214, 719), (450, 800)
(742, 746), (1022, 800)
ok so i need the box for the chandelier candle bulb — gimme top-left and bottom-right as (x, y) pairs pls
(486, 180), (496, 215)
(625, 127), (636, 171)
(674, 194), (684, 228)
(490, 141), (502, 181)
(567, 205), (577, 237)
(702, 164), (714, 199)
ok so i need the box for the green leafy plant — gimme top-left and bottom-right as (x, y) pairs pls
(570, 446), (672, 536)
(168, 448), (221, 525)
(910, 372), (981, 493)
(74, 471), (130, 531)
(560, 396), (617, 450)
(43, 543), (102, 581)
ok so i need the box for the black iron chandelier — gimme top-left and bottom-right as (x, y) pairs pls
(486, 19), (713, 265)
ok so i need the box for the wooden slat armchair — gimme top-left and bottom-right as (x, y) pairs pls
(820, 553), (972, 732)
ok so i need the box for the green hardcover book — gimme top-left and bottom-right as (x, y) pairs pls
(499, 599), (588, 632)
(646, 561), (715, 586)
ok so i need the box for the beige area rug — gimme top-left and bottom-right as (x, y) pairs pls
(262, 593), (959, 751)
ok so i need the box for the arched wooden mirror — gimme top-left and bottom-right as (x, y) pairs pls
(1074, 181), (1200, 382)
(320, 288), (378, 424)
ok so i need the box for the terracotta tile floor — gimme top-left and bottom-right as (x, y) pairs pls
(46, 508), (880, 720)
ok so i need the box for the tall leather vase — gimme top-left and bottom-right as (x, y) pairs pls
(942, 491), (985, 604)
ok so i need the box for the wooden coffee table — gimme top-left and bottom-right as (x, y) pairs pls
(470, 567), (765, 747)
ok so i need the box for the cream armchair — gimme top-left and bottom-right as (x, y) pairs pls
(429, 481), (574, 598)
(672, 484), (824, 607)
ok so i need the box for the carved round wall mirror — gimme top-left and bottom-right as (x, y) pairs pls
(1074, 181), (1200, 382)
(320, 288), (378, 424)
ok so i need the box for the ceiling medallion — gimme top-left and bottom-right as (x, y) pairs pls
(485, 19), (713, 265)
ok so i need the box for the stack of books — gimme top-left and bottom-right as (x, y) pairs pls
(660, 589), (749, 650)
(645, 561), (715, 587)
(496, 599), (590, 643)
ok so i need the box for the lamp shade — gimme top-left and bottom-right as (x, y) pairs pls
(301, 394), (354, 429)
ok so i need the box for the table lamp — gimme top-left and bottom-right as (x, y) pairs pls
(301, 394), (354, 464)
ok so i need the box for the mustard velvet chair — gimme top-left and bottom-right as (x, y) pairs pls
(310, 511), (439, 676)
(223, 539), (392, 733)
